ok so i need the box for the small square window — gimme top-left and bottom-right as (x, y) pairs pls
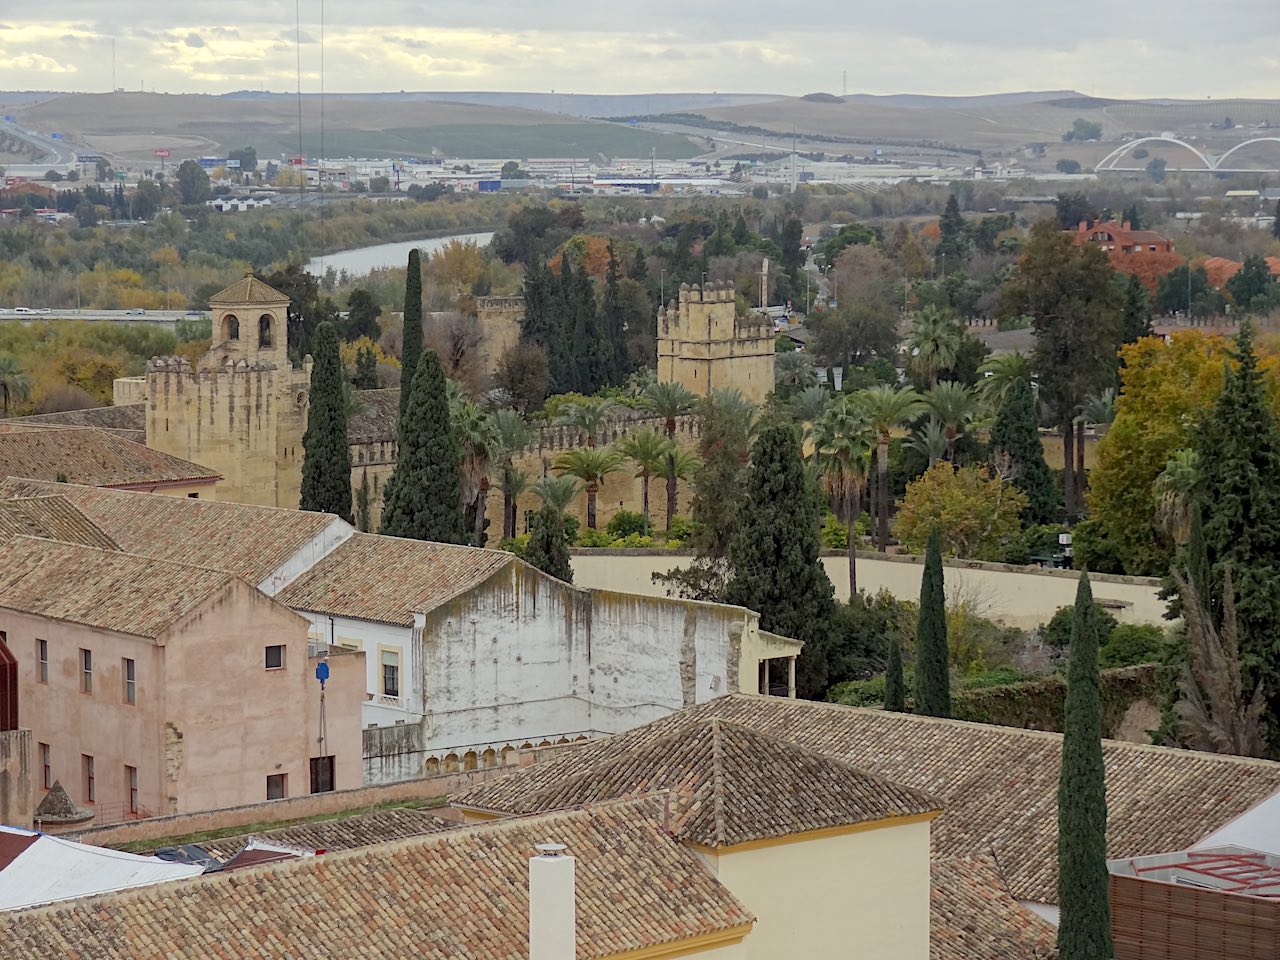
(266, 773), (288, 800)
(36, 639), (47, 684)
(265, 645), (285, 670)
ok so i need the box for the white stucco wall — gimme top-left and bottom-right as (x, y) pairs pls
(702, 819), (933, 960)
(260, 518), (356, 596)
(1193, 788), (1280, 854)
(297, 611), (419, 728)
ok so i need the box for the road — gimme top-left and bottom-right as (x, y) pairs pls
(0, 118), (79, 177)
(0, 309), (204, 327)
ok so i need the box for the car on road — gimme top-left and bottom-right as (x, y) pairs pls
(36, 308), (50, 315)
(126, 308), (146, 316)
(13, 307), (32, 314)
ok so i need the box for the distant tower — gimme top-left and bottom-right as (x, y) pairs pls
(657, 281), (775, 405)
(145, 275), (311, 508)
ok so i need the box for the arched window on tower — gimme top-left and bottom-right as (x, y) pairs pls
(225, 315), (240, 341)
(258, 314), (274, 348)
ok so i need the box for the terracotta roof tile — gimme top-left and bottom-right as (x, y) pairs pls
(277, 532), (513, 625)
(198, 808), (458, 861)
(931, 855), (1058, 960)
(209, 275), (290, 305)
(0, 536), (239, 639)
(0, 480), (341, 584)
(0, 496), (118, 549)
(454, 695), (1280, 904)
(6, 404), (146, 434)
(0, 799), (753, 960)
(0, 427), (219, 487)
(465, 718), (938, 847)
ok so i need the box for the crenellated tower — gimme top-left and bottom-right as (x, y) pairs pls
(656, 281), (775, 404)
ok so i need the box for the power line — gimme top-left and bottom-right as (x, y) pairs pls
(295, 0), (305, 234)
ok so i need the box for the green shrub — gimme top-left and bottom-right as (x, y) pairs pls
(611, 533), (657, 548)
(1039, 602), (1118, 649)
(499, 534), (530, 558)
(1101, 624), (1165, 668)
(562, 514), (580, 545)
(576, 527), (614, 548)
(997, 314), (1032, 332)
(821, 512), (848, 549)
(665, 515), (694, 541)
(607, 510), (648, 538)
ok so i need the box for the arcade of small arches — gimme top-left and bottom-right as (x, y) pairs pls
(1096, 137), (1280, 173)
(220, 313), (277, 348)
(423, 734), (591, 775)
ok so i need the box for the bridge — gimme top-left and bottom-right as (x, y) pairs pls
(1096, 137), (1280, 174)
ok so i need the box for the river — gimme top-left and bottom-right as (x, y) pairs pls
(304, 231), (495, 276)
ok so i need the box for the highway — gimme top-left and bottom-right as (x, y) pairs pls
(0, 309), (205, 327)
(0, 118), (80, 176)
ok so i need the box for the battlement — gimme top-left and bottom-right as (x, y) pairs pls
(657, 282), (774, 404)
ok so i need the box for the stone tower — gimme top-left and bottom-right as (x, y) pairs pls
(145, 275), (311, 508)
(657, 281), (775, 404)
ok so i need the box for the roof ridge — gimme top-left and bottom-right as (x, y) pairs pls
(708, 718), (729, 846)
(5, 534), (243, 581)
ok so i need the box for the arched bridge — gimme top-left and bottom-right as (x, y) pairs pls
(1096, 137), (1280, 174)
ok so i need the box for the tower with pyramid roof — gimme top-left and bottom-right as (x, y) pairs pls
(144, 275), (312, 508)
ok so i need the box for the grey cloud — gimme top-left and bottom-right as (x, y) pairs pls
(185, 33), (205, 48)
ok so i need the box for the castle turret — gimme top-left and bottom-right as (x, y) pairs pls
(656, 280), (774, 403)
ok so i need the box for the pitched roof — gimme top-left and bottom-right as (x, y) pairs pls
(197, 807), (458, 861)
(276, 532), (513, 625)
(208, 275), (290, 306)
(0, 427), (219, 487)
(6, 404), (146, 437)
(0, 496), (117, 549)
(931, 856), (1058, 960)
(0, 536), (239, 640)
(347, 388), (400, 444)
(453, 695), (1280, 904)
(0, 480), (341, 585)
(0, 799), (753, 960)
(463, 718), (937, 848)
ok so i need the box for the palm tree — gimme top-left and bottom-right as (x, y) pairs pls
(976, 351), (1034, 411)
(774, 350), (817, 398)
(859, 384), (925, 551)
(490, 409), (533, 540)
(1080, 388), (1116, 431)
(906, 306), (961, 387)
(532, 475), (580, 519)
(906, 418), (948, 469)
(640, 381), (697, 529)
(812, 396), (875, 595)
(451, 395), (497, 545)
(618, 428), (672, 534)
(555, 396), (617, 447)
(1153, 448), (1199, 544)
(925, 381), (977, 461)
(790, 384), (832, 439)
(0, 355), (30, 417)
(554, 446), (625, 530)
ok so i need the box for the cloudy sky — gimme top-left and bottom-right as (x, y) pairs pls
(1, 2), (1277, 99)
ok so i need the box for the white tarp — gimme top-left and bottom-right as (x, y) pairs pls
(0, 825), (203, 911)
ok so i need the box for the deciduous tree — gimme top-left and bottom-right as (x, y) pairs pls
(896, 463), (1028, 561)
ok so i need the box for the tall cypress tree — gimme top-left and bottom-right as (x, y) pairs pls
(551, 255), (580, 394)
(884, 639), (905, 712)
(1057, 572), (1114, 960)
(935, 194), (971, 272)
(525, 504), (573, 583)
(913, 530), (950, 717)
(990, 375), (1059, 525)
(399, 248), (423, 419)
(353, 343), (378, 389)
(520, 255), (551, 345)
(356, 468), (372, 532)
(571, 257), (598, 393)
(600, 241), (625, 383)
(629, 246), (648, 283)
(299, 321), (353, 521)
(379, 349), (465, 543)
(1121, 274), (1154, 345)
(1194, 321), (1280, 714)
(724, 421), (836, 698)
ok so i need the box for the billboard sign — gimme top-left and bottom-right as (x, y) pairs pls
(154, 148), (171, 158)
(224, 159), (240, 169)
(2, 115), (14, 122)
(50, 133), (63, 140)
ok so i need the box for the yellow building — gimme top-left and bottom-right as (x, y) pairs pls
(140, 276), (311, 509)
(658, 281), (775, 405)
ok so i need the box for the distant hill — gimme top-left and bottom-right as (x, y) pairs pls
(842, 90), (1085, 109)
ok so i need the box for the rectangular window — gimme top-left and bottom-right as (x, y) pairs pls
(122, 658), (136, 705)
(80, 649), (92, 694)
(381, 650), (399, 698)
(265, 645), (285, 670)
(126, 765), (139, 814)
(266, 773), (288, 800)
(186, 492), (199, 499)
(309, 756), (335, 794)
(82, 754), (95, 803)
(37, 639), (47, 684)
(39, 742), (50, 790)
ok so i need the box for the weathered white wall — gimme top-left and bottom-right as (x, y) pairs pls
(571, 552), (1167, 629)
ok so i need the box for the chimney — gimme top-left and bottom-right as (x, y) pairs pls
(530, 843), (575, 960)
(1121, 220), (1132, 231)
(1078, 220), (1088, 234)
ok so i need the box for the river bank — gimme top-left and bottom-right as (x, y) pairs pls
(304, 228), (498, 275)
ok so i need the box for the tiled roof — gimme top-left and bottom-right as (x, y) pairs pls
(0, 536), (238, 640)
(0, 799), (754, 960)
(462, 718), (938, 848)
(931, 855), (1058, 960)
(277, 532), (513, 625)
(198, 807), (457, 861)
(348, 388), (399, 444)
(0, 427), (219, 487)
(6, 404), (146, 435)
(454, 695), (1280, 904)
(208, 275), (290, 305)
(0, 496), (118, 549)
(0, 479), (340, 584)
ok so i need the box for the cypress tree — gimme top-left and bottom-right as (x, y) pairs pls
(1057, 572), (1114, 960)
(599, 242), (625, 383)
(553, 255), (581, 393)
(884, 639), (905, 712)
(913, 530), (950, 717)
(724, 421), (836, 698)
(379, 349), (466, 543)
(299, 321), (353, 521)
(990, 375), (1059, 525)
(1121, 274), (1153, 345)
(525, 504), (573, 583)
(935, 194), (971, 271)
(629, 246), (648, 283)
(353, 343), (378, 389)
(1194, 321), (1280, 713)
(572, 258), (602, 393)
(399, 248), (423, 419)
(356, 469), (371, 532)
(520, 255), (551, 345)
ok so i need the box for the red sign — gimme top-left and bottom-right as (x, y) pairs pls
(288, 156), (306, 166)
(153, 149), (171, 158)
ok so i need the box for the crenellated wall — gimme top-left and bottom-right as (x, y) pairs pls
(658, 281), (775, 405)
